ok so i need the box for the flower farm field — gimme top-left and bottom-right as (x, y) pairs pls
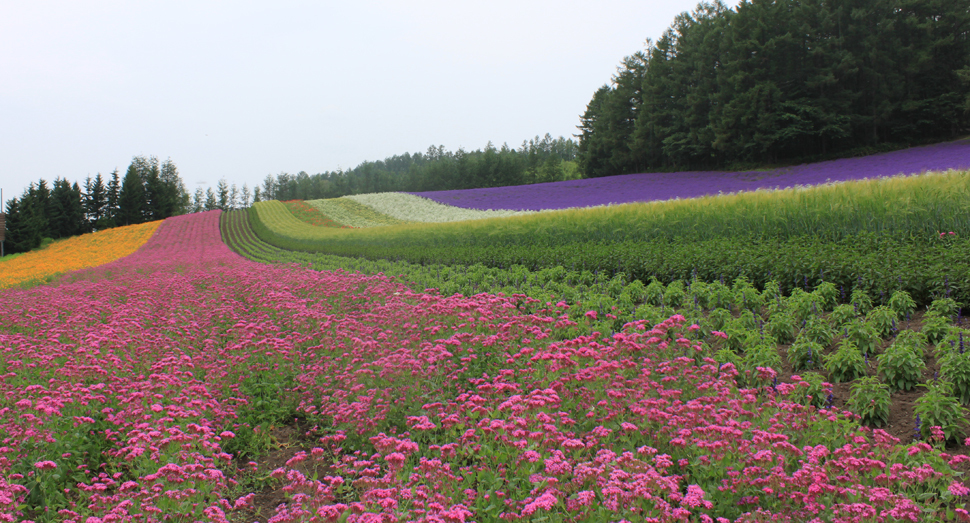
(3, 209), (970, 522)
(0, 220), (161, 289)
(410, 138), (970, 211)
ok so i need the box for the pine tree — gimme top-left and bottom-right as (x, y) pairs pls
(105, 169), (121, 228)
(117, 164), (146, 226)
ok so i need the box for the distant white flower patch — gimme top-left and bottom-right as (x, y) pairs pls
(345, 193), (534, 223)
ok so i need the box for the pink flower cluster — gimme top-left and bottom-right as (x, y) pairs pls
(0, 211), (967, 522)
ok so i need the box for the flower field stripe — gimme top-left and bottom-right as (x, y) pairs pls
(0, 220), (162, 289)
(411, 138), (970, 211)
(306, 197), (410, 228)
(345, 192), (534, 221)
(281, 199), (349, 227)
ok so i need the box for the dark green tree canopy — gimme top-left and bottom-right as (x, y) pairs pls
(578, 0), (970, 176)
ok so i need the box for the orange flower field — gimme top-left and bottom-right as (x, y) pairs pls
(0, 220), (162, 289)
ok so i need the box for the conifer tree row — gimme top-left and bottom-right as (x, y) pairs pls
(2, 156), (189, 254)
(578, 0), (970, 176)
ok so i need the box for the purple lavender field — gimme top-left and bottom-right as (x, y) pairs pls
(411, 139), (970, 211)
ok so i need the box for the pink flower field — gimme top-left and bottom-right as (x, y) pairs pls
(2, 211), (969, 522)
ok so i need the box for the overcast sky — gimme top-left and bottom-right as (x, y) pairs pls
(0, 0), (741, 202)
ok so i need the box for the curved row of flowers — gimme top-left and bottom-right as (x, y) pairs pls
(0, 220), (162, 289)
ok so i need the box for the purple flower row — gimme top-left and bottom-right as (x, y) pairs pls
(410, 139), (970, 211)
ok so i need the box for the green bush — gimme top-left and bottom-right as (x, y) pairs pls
(914, 380), (968, 443)
(846, 377), (891, 427)
(876, 344), (925, 392)
(824, 338), (868, 383)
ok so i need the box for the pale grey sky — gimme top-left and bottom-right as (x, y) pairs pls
(0, 0), (740, 202)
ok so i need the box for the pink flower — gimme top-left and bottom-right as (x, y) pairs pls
(34, 461), (57, 470)
(950, 481), (970, 497)
(585, 310), (598, 321)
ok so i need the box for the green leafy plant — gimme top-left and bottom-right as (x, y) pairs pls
(828, 304), (858, 329)
(789, 288), (823, 322)
(734, 277), (764, 311)
(813, 281), (839, 311)
(734, 309), (759, 331)
(800, 316), (835, 347)
(765, 312), (797, 344)
(846, 377), (891, 427)
(891, 330), (927, 359)
(928, 297), (960, 318)
(743, 342), (782, 387)
(642, 278), (665, 306)
(824, 338), (868, 383)
(850, 289), (874, 315)
(788, 337), (824, 372)
(888, 290), (916, 319)
(663, 280), (686, 307)
(761, 280), (782, 302)
(876, 344), (925, 392)
(725, 326), (761, 353)
(866, 305), (898, 338)
(914, 380), (968, 443)
(921, 312), (952, 345)
(844, 319), (881, 355)
(940, 348), (970, 404)
(706, 307), (734, 332)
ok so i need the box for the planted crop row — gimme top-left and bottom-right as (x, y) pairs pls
(250, 199), (969, 308)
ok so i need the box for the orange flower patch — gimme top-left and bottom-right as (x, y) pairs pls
(0, 220), (162, 289)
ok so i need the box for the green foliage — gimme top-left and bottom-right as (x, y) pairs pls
(800, 316), (835, 347)
(846, 377), (891, 428)
(824, 339), (868, 383)
(844, 319), (881, 356)
(921, 312), (952, 345)
(788, 289), (823, 322)
(892, 330), (927, 359)
(914, 380), (968, 443)
(940, 349), (970, 405)
(888, 290), (916, 319)
(866, 306), (899, 338)
(876, 344), (925, 392)
(850, 290), (874, 315)
(813, 282), (839, 312)
(643, 278), (665, 306)
(761, 280), (782, 302)
(829, 304), (858, 329)
(705, 308), (734, 333)
(742, 343), (782, 387)
(788, 337), (824, 372)
(928, 297), (960, 319)
(765, 312), (797, 345)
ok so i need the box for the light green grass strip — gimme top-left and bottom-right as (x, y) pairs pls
(344, 192), (534, 223)
(306, 197), (409, 228)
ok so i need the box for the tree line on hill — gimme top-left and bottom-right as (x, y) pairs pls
(2, 156), (191, 254)
(254, 134), (579, 201)
(1, 134), (578, 255)
(578, 0), (970, 177)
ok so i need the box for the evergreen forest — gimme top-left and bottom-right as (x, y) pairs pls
(577, 0), (970, 177)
